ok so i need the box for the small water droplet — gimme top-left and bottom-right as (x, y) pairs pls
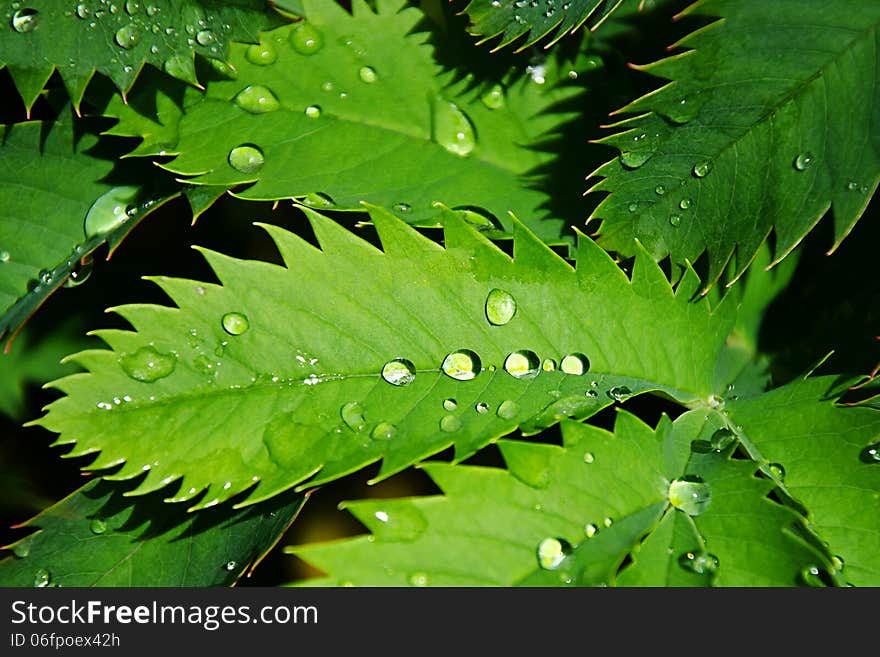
(442, 398), (458, 412)
(221, 311), (249, 336)
(234, 85), (280, 114)
(114, 24), (140, 49)
(603, 517), (613, 528)
(227, 144), (265, 174)
(794, 151), (814, 171)
(496, 400), (519, 420)
(768, 462), (785, 481)
(0, 250), (9, 263)
(246, 42), (277, 65)
(619, 150), (654, 169)
(668, 476), (712, 516)
(393, 202), (412, 214)
(381, 358), (416, 386)
(542, 359), (556, 372)
(679, 198), (692, 210)
(692, 160), (713, 178)
(475, 401), (490, 414)
(669, 214), (682, 227)
(196, 29), (215, 46)
(485, 288), (516, 325)
(89, 517), (108, 534)
(11, 8), (38, 32)
(800, 565), (826, 587)
(357, 65), (377, 83)
(678, 551), (718, 575)
(431, 97), (476, 157)
(33, 568), (50, 587)
(119, 346), (177, 383)
(560, 353), (589, 375)
(146, 4), (159, 17)
(408, 572), (428, 586)
(859, 442), (880, 463)
(302, 192), (334, 207)
(480, 83), (505, 110)
(627, 202), (638, 213)
(654, 185), (666, 196)
(846, 180), (859, 191)
(441, 349), (481, 381)
(341, 401), (366, 432)
(304, 104), (321, 119)
(503, 350), (540, 380)
(583, 452), (594, 464)
(371, 422), (396, 440)
(607, 386), (632, 402)
(125, 0), (140, 15)
(440, 414), (462, 432)
(584, 523), (597, 538)
(76, 3), (91, 19)
(710, 428), (735, 451)
(290, 21), (323, 55)
(224, 560), (237, 571)
(536, 537), (571, 570)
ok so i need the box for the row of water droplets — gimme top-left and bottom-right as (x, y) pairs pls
(493, 0), (574, 24)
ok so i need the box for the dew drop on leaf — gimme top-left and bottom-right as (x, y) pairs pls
(125, 0), (140, 15)
(440, 415), (462, 432)
(64, 254), (94, 288)
(408, 572), (428, 587)
(341, 401), (367, 432)
(221, 312), (249, 336)
(224, 560), (237, 571)
(196, 29), (216, 46)
(33, 568), (50, 587)
(679, 198), (692, 210)
(607, 386), (632, 402)
(583, 452), (594, 464)
(480, 83), (505, 109)
(83, 185), (140, 238)
(441, 349), (481, 381)
(799, 565), (826, 587)
(536, 537), (571, 570)
(442, 398), (457, 412)
(119, 346), (177, 383)
(234, 85), (280, 114)
(76, 3), (90, 19)
(668, 476), (712, 516)
(431, 97), (476, 157)
(381, 358), (416, 386)
(115, 24), (140, 49)
(767, 462), (785, 481)
(475, 401), (490, 414)
(678, 551), (718, 575)
(485, 288), (516, 325)
(619, 150), (654, 169)
(560, 353), (589, 375)
(290, 22), (323, 55)
(89, 517), (108, 534)
(496, 399), (519, 420)
(859, 442), (880, 463)
(11, 8), (38, 32)
(227, 144), (265, 174)
(669, 214), (682, 227)
(692, 160), (713, 178)
(0, 250), (9, 263)
(393, 202), (411, 213)
(793, 151), (815, 171)
(584, 523), (597, 538)
(358, 65), (377, 83)
(246, 42), (277, 65)
(503, 350), (540, 380)
(304, 104), (321, 119)
(370, 422), (396, 440)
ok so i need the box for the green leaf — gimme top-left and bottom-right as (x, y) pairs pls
(730, 376), (880, 586)
(287, 412), (826, 586)
(0, 477), (304, 587)
(460, 0), (624, 51)
(34, 203), (735, 510)
(115, 0), (589, 244)
(0, 111), (178, 345)
(0, 0), (287, 112)
(587, 0), (880, 286)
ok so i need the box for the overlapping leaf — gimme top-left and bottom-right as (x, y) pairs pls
(34, 203), (736, 511)
(0, 477), (304, 586)
(111, 0), (588, 244)
(587, 0), (880, 286)
(0, 0), (286, 112)
(460, 0), (624, 51)
(288, 412), (829, 586)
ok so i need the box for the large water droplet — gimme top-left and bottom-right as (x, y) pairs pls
(221, 311), (249, 336)
(503, 350), (540, 380)
(441, 350), (481, 381)
(481, 84), (505, 109)
(11, 8), (38, 32)
(228, 144), (265, 174)
(246, 42), (277, 65)
(234, 85), (280, 114)
(115, 24), (140, 49)
(290, 22), (323, 55)
(381, 358), (416, 386)
(607, 386), (632, 402)
(304, 104), (321, 119)
(83, 185), (140, 238)
(794, 151), (815, 171)
(196, 29), (216, 46)
(678, 551), (718, 575)
(371, 422), (396, 441)
(119, 346), (177, 383)
(440, 414), (462, 433)
(33, 568), (50, 587)
(496, 399), (519, 420)
(668, 476), (712, 516)
(341, 401), (366, 432)
(692, 160), (713, 178)
(536, 537), (571, 570)
(89, 517), (108, 534)
(560, 353), (589, 375)
(0, 250), (10, 263)
(432, 98), (476, 157)
(358, 65), (377, 83)
(485, 288), (516, 326)
(63, 254), (94, 288)
(619, 150), (654, 169)
(76, 3), (91, 19)
(125, 0), (140, 15)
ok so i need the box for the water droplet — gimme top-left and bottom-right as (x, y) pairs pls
(246, 42), (276, 65)
(76, 3), (91, 19)
(542, 359), (556, 372)
(221, 311), (249, 336)
(62, 253), (93, 288)
(480, 83), (505, 109)
(679, 198), (692, 210)
(831, 555), (845, 572)
(11, 537), (32, 558)
(800, 565), (826, 587)
(393, 202), (411, 213)
(503, 350), (540, 380)
(33, 568), (50, 588)
(560, 353), (589, 375)
(233, 85), (280, 114)
(669, 214), (682, 227)
(83, 185), (140, 238)
(89, 518), (108, 534)
(114, 24), (140, 49)
(341, 401), (366, 432)
(794, 151), (814, 171)
(227, 144), (265, 174)
(668, 476), (712, 516)
(125, 0), (140, 15)
(583, 452), (594, 464)
(678, 551), (718, 575)
(119, 346), (177, 383)
(475, 401), (490, 414)
(654, 185), (666, 196)
(709, 428), (734, 451)
(146, 5), (159, 17)
(619, 150), (654, 169)
(11, 8), (38, 32)
(381, 358), (416, 386)
(768, 462), (785, 481)
(496, 400), (519, 420)
(290, 21), (323, 55)
(607, 386), (632, 402)
(846, 180), (859, 191)
(627, 203), (638, 213)
(536, 537), (571, 570)
(603, 517), (613, 528)
(371, 422), (396, 440)
(196, 29), (216, 46)
(357, 65), (378, 84)
(303, 192), (334, 207)
(658, 95), (707, 124)
(408, 572), (428, 586)
(0, 250), (9, 263)
(859, 442), (880, 463)
(441, 350), (481, 381)
(304, 104), (321, 119)
(440, 414), (462, 433)
(431, 97), (476, 157)
(442, 398), (458, 412)
(692, 160), (713, 178)
(485, 288), (516, 325)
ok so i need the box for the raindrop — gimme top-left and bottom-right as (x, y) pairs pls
(76, 3), (90, 19)
(431, 97), (476, 157)
(496, 400), (519, 420)
(114, 24), (140, 49)
(227, 144), (265, 174)
(793, 151), (815, 171)
(859, 442), (880, 463)
(234, 85), (280, 114)
(627, 203), (638, 213)
(710, 428), (735, 451)
(475, 402), (490, 414)
(800, 565), (826, 587)
(119, 346), (177, 383)
(603, 517), (613, 528)
(440, 414), (462, 432)
(246, 42), (277, 65)
(358, 65), (377, 83)
(381, 358), (416, 386)
(536, 537), (571, 570)
(303, 192), (334, 207)
(560, 353), (589, 375)
(441, 349), (481, 381)
(221, 311), (250, 336)
(481, 84), (505, 110)
(503, 350), (540, 380)
(692, 160), (713, 178)
(304, 105), (321, 119)
(542, 359), (556, 372)
(290, 22), (323, 55)
(146, 5), (159, 17)
(393, 202), (412, 214)
(0, 250), (9, 263)
(224, 560), (237, 571)
(654, 185), (665, 196)
(371, 422), (396, 440)
(583, 452), (594, 464)
(83, 185), (139, 238)
(667, 476), (712, 516)
(607, 386), (632, 402)
(679, 198), (692, 210)
(669, 214), (682, 227)
(409, 572), (428, 587)
(619, 151), (654, 169)
(584, 523), (597, 538)
(89, 517), (108, 534)
(658, 95), (707, 124)
(11, 8), (38, 32)
(846, 181), (859, 191)
(64, 254), (94, 288)
(196, 29), (216, 46)
(767, 462), (785, 481)
(33, 569), (50, 588)
(125, 0), (140, 14)
(485, 288), (516, 325)
(678, 551), (719, 575)
(442, 398), (457, 412)
(341, 401), (366, 432)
